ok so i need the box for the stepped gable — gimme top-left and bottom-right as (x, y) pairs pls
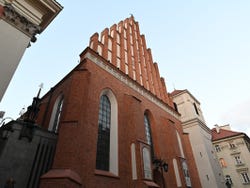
(88, 16), (170, 104)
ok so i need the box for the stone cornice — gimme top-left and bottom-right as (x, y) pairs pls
(82, 49), (180, 120)
(212, 134), (244, 144)
(1, 3), (40, 41)
(182, 117), (211, 135)
(171, 89), (201, 105)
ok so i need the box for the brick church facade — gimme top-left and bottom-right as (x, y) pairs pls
(36, 16), (201, 188)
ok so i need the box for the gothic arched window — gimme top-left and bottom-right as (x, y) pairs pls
(48, 95), (64, 133)
(144, 113), (154, 157)
(95, 89), (118, 175)
(96, 95), (111, 171)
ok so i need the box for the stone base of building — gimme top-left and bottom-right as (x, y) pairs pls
(40, 169), (82, 188)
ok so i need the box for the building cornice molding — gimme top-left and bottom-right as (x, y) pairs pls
(171, 89), (201, 105)
(1, 3), (40, 40)
(82, 49), (180, 120)
(212, 134), (244, 144)
(182, 118), (211, 134)
(0, 0), (62, 38)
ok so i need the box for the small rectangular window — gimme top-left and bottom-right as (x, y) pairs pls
(193, 103), (199, 115)
(234, 155), (243, 165)
(241, 172), (250, 184)
(215, 145), (221, 152)
(225, 175), (233, 185)
(173, 103), (178, 112)
(206, 175), (209, 181)
(230, 143), (236, 149)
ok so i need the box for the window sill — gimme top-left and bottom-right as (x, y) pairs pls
(243, 182), (250, 185)
(236, 163), (245, 167)
(95, 169), (119, 179)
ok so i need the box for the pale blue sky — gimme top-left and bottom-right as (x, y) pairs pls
(1, 0), (250, 135)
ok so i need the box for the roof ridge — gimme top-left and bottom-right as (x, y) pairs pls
(211, 127), (243, 141)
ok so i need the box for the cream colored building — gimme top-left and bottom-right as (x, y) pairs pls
(212, 125), (250, 188)
(171, 89), (225, 188)
(0, 0), (62, 102)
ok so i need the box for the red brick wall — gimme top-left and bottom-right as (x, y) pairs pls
(37, 49), (201, 187)
(40, 179), (81, 188)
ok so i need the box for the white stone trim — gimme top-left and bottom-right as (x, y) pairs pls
(2, 3), (41, 37)
(83, 52), (180, 120)
(48, 94), (63, 132)
(131, 143), (137, 180)
(176, 131), (185, 158)
(100, 89), (119, 175)
(173, 158), (182, 187)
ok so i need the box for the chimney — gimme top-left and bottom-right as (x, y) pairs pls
(215, 124), (220, 133)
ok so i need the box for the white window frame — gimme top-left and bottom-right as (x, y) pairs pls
(48, 94), (64, 133)
(99, 89), (118, 175)
(215, 144), (221, 152)
(241, 172), (250, 184)
(234, 155), (243, 165)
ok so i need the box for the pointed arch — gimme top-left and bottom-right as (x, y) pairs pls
(144, 110), (154, 158)
(96, 88), (118, 175)
(48, 94), (64, 133)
